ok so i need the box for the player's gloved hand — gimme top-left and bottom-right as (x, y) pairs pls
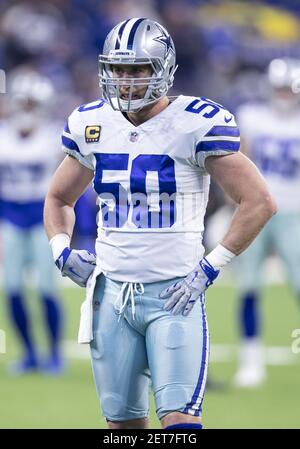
(159, 258), (220, 316)
(55, 248), (96, 287)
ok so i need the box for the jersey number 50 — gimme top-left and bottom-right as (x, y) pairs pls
(93, 153), (176, 229)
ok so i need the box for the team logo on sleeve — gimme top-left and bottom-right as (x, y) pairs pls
(224, 114), (233, 123)
(85, 125), (101, 143)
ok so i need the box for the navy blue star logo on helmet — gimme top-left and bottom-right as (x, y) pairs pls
(153, 32), (174, 57)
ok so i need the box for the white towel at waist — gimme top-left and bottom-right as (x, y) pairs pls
(78, 265), (102, 344)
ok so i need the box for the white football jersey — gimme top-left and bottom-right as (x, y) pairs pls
(63, 95), (240, 282)
(0, 121), (62, 202)
(237, 102), (300, 213)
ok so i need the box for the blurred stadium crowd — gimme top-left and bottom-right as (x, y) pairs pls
(1, 0), (300, 217)
(2, 0), (300, 116)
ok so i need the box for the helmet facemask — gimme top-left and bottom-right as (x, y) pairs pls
(99, 51), (176, 112)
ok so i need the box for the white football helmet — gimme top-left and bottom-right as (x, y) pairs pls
(99, 18), (177, 112)
(268, 57), (300, 92)
(8, 69), (54, 132)
(268, 58), (300, 111)
(9, 69), (54, 104)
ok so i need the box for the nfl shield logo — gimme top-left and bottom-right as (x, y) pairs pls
(129, 131), (139, 142)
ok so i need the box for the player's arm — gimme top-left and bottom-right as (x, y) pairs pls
(205, 151), (277, 255)
(44, 155), (96, 287)
(160, 153), (276, 314)
(44, 155), (93, 239)
(160, 109), (276, 315)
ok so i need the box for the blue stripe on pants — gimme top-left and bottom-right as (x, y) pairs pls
(183, 296), (209, 415)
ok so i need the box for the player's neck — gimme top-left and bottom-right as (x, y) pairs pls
(126, 96), (170, 126)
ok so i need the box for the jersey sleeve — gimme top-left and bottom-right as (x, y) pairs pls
(195, 112), (240, 169)
(61, 108), (94, 171)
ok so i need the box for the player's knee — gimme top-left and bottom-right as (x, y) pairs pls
(107, 417), (148, 429)
(155, 382), (194, 419)
(101, 393), (147, 424)
(101, 393), (127, 420)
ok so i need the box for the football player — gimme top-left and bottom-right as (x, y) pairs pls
(44, 18), (276, 428)
(0, 69), (63, 375)
(233, 58), (300, 387)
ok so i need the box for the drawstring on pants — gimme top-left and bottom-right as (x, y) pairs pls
(114, 282), (144, 321)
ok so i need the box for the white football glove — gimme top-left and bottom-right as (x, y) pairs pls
(55, 248), (96, 287)
(159, 258), (220, 316)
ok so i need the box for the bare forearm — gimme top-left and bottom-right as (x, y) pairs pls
(221, 197), (275, 255)
(44, 194), (76, 241)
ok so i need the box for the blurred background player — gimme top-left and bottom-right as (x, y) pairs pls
(234, 58), (300, 387)
(0, 68), (64, 375)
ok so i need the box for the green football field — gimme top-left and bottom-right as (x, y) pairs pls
(0, 283), (299, 429)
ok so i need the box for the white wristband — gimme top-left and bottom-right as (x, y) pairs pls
(49, 233), (71, 261)
(205, 244), (236, 269)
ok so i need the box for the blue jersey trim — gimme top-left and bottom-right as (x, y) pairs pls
(196, 140), (240, 153)
(205, 125), (240, 138)
(0, 199), (44, 228)
(77, 99), (105, 112)
(61, 135), (82, 155)
(64, 122), (71, 134)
